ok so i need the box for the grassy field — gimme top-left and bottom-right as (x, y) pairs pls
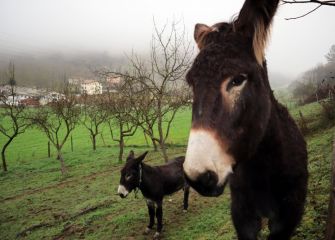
(0, 102), (334, 240)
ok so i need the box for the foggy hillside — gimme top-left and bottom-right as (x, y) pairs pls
(268, 72), (293, 89)
(0, 52), (126, 88)
(0, 52), (293, 89)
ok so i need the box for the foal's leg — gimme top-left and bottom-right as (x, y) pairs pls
(144, 199), (155, 234)
(183, 184), (190, 211)
(153, 200), (163, 239)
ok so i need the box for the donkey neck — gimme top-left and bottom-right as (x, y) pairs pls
(138, 163), (163, 201)
(252, 98), (288, 164)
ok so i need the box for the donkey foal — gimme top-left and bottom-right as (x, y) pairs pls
(118, 151), (190, 239)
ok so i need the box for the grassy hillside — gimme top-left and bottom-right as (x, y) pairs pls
(0, 102), (334, 240)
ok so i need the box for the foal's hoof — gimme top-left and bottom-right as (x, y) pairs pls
(143, 227), (152, 235)
(153, 231), (161, 239)
(183, 209), (188, 213)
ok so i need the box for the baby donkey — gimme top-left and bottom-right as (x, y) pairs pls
(118, 151), (190, 239)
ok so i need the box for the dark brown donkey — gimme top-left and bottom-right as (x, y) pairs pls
(183, 0), (308, 239)
(118, 151), (189, 239)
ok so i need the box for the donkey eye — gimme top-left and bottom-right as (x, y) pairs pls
(227, 74), (247, 91)
(125, 173), (132, 181)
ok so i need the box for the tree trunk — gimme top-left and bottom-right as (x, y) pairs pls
(92, 134), (97, 151)
(1, 148), (8, 172)
(143, 131), (149, 146)
(1, 137), (14, 172)
(48, 141), (51, 158)
(144, 129), (158, 151)
(118, 136), (124, 163)
(157, 106), (168, 162)
(152, 138), (158, 152)
(57, 149), (67, 175)
(159, 141), (168, 162)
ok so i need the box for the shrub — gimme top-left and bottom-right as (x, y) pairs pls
(319, 98), (335, 125)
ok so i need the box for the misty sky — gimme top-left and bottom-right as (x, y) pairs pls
(0, 0), (334, 78)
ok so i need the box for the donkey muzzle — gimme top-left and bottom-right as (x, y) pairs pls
(117, 185), (129, 198)
(184, 170), (228, 197)
(183, 128), (234, 197)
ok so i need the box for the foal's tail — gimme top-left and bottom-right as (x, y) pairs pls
(174, 156), (185, 165)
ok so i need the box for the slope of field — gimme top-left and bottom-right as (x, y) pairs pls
(0, 103), (334, 240)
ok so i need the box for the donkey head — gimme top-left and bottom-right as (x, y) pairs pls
(118, 150), (148, 198)
(183, 0), (280, 196)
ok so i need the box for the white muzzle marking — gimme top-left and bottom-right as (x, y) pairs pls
(117, 185), (129, 197)
(184, 129), (234, 185)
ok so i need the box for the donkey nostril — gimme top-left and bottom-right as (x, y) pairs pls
(199, 171), (218, 187)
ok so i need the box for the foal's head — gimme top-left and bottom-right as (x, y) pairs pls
(118, 150), (148, 198)
(183, 0), (280, 196)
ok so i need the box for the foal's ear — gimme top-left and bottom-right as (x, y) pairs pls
(135, 151), (148, 163)
(235, 0), (280, 65)
(194, 23), (212, 50)
(127, 150), (135, 161)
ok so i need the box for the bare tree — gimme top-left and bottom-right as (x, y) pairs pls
(0, 63), (30, 172)
(106, 89), (138, 163)
(326, 45), (335, 64)
(282, 0), (335, 20)
(101, 20), (193, 162)
(31, 88), (80, 175)
(80, 94), (108, 151)
(119, 78), (159, 151)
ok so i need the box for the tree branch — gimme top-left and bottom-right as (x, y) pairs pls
(282, 0), (335, 6)
(282, 0), (335, 20)
(285, 4), (323, 20)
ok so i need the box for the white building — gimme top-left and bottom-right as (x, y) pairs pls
(68, 77), (82, 85)
(39, 92), (65, 105)
(80, 80), (102, 95)
(3, 95), (29, 106)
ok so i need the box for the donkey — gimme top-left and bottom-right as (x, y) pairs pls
(183, 0), (308, 239)
(118, 151), (190, 239)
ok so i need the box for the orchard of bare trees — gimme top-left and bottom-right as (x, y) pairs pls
(0, 21), (192, 174)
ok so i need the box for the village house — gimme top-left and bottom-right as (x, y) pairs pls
(80, 80), (102, 95)
(103, 76), (122, 92)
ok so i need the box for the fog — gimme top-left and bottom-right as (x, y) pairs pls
(0, 0), (334, 80)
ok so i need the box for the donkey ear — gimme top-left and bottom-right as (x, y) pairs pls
(235, 0), (280, 65)
(194, 23), (212, 50)
(127, 150), (135, 161)
(136, 151), (148, 163)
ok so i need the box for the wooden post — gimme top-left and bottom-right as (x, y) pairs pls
(325, 136), (335, 240)
(71, 135), (74, 152)
(101, 133), (106, 147)
(48, 141), (51, 158)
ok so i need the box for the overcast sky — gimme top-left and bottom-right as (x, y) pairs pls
(0, 0), (334, 78)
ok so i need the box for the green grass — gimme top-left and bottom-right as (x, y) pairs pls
(0, 102), (334, 240)
(0, 108), (192, 164)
